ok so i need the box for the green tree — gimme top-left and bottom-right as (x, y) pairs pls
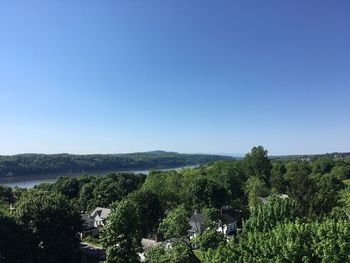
(142, 170), (186, 209)
(339, 187), (350, 215)
(202, 207), (221, 229)
(186, 177), (228, 209)
(244, 195), (299, 232)
(244, 176), (269, 210)
(195, 229), (225, 251)
(311, 173), (344, 216)
(145, 242), (200, 263)
(90, 173), (145, 209)
(158, 205), (190, 240)
(101, 199), (142, 263)
(15, 190), (82, 263)
(79, 182), (95, 211)
(270, 162), (287, 193)
(129, 190), (163, 236)
(0, 185), (15, 204)
(287, 169), (316, 216)
(244, 146), (272, 185)
(203, 219), (350, 263)
(52, 176), (80, 199)
(312, 156), (334, 174)
(0, 209), (32, 263)
(204, 160), (246, 207)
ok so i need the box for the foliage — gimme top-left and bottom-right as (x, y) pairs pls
(202, 207), (221, 229)
(244, 195), (299, 232)
(244, 146), (271, 185)
(0, 185), (15, 203)
(337, 187), (350, 217)
(0, 151), (232, 177)
(101, 199), (142, 263)
(194, 229), (225, 251)
(158, 205), (190, 240)
(203, 219), (350, 263)
(310, 173), (344, 216)
(87, 173), (145, 210)
(52, 176), (80, 199)
(203, 160), (246, 206)
(0, 210), (32, 263)
(270, 162), (287, 193)
(142, 170), (186, 209)
(244, 176), (269, 210)
(186, 177), (228, 209)
(145, 242), (200, 263)
(15, 190), (82, 263)
(128, 190), (163, 236)
(2, 146), (350, 262)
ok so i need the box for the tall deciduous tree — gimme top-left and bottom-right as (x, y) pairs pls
(101, 199), (142, 263)
(0, 210), (32, 263)
(15, 190), (82, 263)
(129, 190), (163, 236)
(186, 177), (227, 209)
(203, 219), (350, 263)
(244, 176), (269, 210)
(270, 162), (287, 193)
(158, 205), (190, 240)
(244, 146), (272, 185)
(244, 195), (299, 232)
(145, 241), (200, 263)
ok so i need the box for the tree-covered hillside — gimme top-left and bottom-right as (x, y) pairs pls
(0, 151), (233, 177)
(1, 146), (350, 262)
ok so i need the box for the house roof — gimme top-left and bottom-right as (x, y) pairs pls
(220, 206), (242, 222)
(189, 211), (206, 232)
(222, 212), (237, 225)
(81, 212), (94, 229)
(188, 208), (241, 234)
(90, 207), (111, 220)
(142, 238), (158, 251)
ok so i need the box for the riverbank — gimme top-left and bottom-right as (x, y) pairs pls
(0, 165), (198, 188)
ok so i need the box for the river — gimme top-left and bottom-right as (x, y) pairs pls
(0, 165), (198, 188)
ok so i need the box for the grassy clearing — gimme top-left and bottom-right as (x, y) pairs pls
(83, 235), (103, 248)
(194, 249), (205, 261)
(343, 179), (350, 186)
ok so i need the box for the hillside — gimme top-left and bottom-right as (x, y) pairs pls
(0, 151), (233, 177)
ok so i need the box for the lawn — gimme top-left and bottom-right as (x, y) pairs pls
(194, 249), (205, 262)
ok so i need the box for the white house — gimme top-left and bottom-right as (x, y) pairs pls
(80, 207), (111, 238)
(217, 212), (238, 236)
(90, 207), (111, 227)
(188, 208), (241, 239)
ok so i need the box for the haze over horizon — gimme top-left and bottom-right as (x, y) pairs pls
(1, 1), (349, 156)
(0, 150), (346, 158)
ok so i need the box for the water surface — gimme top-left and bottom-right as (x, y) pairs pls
(0, 165), (197, 188)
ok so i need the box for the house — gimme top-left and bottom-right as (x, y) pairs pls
(90, 207), (111, 227)
(188, 207), (241, 239)
(81, 212), (95, 230)
(80, 207), (111, 238)
(160, 238), (184, 250)
(188, 210), (206, 239)
(259, 194), (289, 204)
(217, 208), (240, 237)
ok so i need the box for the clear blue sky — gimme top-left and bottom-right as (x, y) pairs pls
(0, 0), (349, 155)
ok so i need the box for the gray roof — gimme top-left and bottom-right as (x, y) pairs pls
(81, 213), (94, 229)
(90, 207), (111, 220)
(222, 212), (237, 225)
(189, 212), (206, 233)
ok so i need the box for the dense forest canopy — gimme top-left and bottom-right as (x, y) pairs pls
(0, 151), (233, 177)
(1, 146), (350, 263)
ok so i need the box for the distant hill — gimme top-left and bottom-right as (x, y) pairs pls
(0, 151), (234, 177)
(270, 152), (350, 160)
